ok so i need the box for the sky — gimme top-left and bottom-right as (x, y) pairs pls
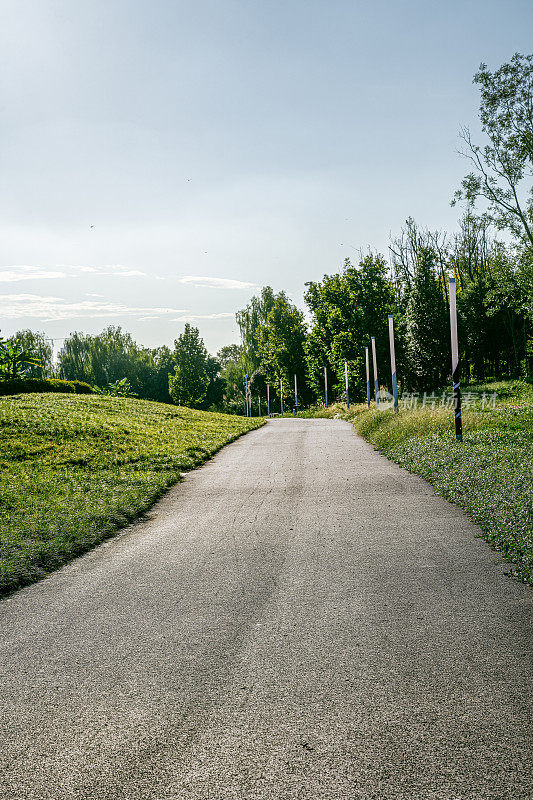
(1, 0), (532, 355)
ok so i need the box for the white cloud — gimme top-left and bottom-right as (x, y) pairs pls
(0, 264), (145, 282)
(172, 312), (235, 322)
(178, 276), (256, 290)
(0, 265), (67, 282)
(71, 265), (146, 277)
(0, 294), (186, 321)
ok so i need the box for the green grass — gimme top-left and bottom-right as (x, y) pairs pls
(302, 380), (533, 585)
(0, 393), (264, 596)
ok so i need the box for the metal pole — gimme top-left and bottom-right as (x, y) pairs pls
(449, 277), (463, 441)
(365, 347), (370, 407)
(294, 373), (298, 412)
(344, 359), (349, 409)
(371, 337), (379, 408)
(324, 366), (328, 408)
(388, 315), (398, 413)
(243, 377), (247, 416)
(258, 395), (261, 416)
(266, 382), (270, 416)
(280, 377), (284, 414)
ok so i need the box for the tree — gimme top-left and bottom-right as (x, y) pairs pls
(169, 324), (209, 408)
(0, 337), (42, 380)
(201, 356), (225, 410)
(236, 286), (281, 374)
(405, 248), (449, 390)
(453, 53), (533, 248)
(258, 295), (309, 405)
(7, 330), (52, 378)
(216, 344), (242, 369)
(304, 254), (396, 402)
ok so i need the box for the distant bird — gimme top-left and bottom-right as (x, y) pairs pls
(90, 225), (95, 228)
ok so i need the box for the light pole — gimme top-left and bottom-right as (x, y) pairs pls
(365, 347), (370, 408)
(371, 337), (379, 408)
(324, 366), (328, 408)
(294, 373), (298, 413)
(267, 382), (270, 416)
(449, 277), (463, 441)
(388, 315), (398, 413)
(344, 359), (349, 409)
(280, 377), (284, 414)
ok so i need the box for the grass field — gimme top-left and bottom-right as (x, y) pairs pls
(305, 380), (533, 585)
(0, 393), (264, 596)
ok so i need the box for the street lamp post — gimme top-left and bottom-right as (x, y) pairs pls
(388, 315), (398, 413)
(365, 347), (370, 408)
(449, 277), (463, 442)
(371, 337), (379, 408)
(344, 359), (349, 409)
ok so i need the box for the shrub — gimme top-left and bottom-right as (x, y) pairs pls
(0, 378), (94, 396)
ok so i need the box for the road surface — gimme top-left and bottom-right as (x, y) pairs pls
(0, 419), (532, 799)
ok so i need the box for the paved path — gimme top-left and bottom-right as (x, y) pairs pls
(1, 419), (532, 799)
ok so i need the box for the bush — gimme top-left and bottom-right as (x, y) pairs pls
(0, 378), (94, 396)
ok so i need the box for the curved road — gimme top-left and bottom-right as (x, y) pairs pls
(1, 419), (532, 799)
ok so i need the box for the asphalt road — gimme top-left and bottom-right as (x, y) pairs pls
(1, 419), (532, 800)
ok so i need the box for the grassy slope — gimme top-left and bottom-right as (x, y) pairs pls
(306, 380), (533, 584)
(0, 393), (264, 595)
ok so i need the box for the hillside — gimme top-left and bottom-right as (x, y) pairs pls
(0, 393), (264, 596)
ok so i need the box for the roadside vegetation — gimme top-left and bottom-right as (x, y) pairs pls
(0, 393), (263, 596)
(304, 380), (533, 585)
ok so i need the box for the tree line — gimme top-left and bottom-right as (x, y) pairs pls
(2, 53), (532, 411)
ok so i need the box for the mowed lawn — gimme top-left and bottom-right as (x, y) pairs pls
(0, 393), (264, 595)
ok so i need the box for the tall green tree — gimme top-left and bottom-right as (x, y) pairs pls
(453, 53), (533, 249)
(405, 248), (449, 390)
(258, 295), (309, 405)
(305, 254), (396, 402)
(236, 286), (281, 374)
(169, 324), (209, 408)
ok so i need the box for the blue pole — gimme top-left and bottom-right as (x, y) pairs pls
(365, 347), (370, 407)
(280, 377), (284, 414)
(371, 337), (379, 408)
(344, 359), (349, 409)
(449, 277), (463, 441)
(388, 315), (398, 414)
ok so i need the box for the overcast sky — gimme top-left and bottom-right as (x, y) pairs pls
(1, 0), (532, 354)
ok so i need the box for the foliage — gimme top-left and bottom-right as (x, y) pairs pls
(0, 337), (42, 380)
(405, 247), (449, 389)
(453, 53), (533, 248)
(258, 295), (309, 405)
(7, 330), (53, 378)
(0, 378), (94, 396)
(94, 377), (137, 397)
(304, 254), (395, 401)
(216, 344), (242, 369)
(235, 286), (280, 374)
(169, 324), (210, 408)
(0, 393), (264, 596)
